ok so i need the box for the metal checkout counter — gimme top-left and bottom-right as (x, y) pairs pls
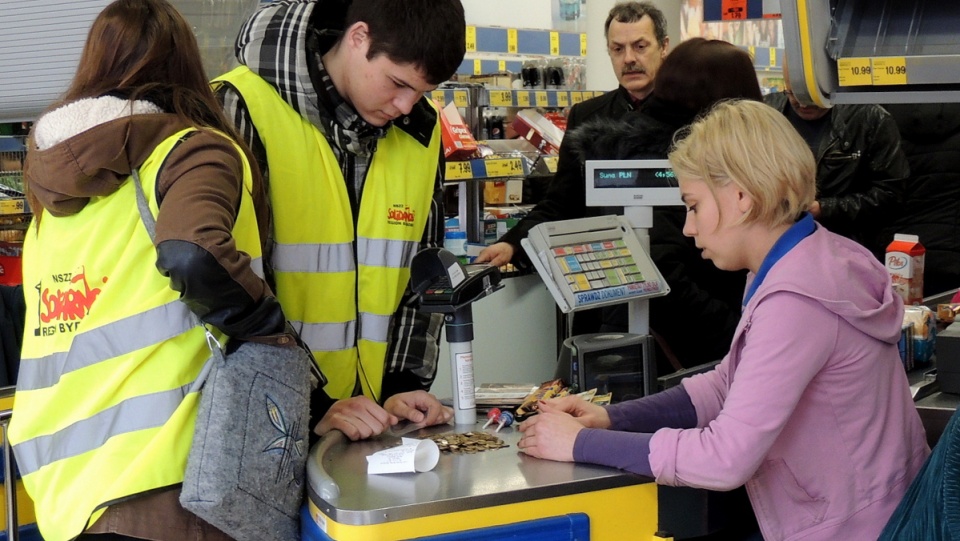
(300, 162), (682, 540)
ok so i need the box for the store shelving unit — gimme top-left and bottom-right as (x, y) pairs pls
(456, 25), (586, 76)
(782, 0), (960, 106)
(0, 135), (29, 287)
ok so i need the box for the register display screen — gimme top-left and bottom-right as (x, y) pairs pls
(585, 159), (682, 207)
(592, 165), (677, 188)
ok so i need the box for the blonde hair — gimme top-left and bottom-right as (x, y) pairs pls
(668, 100), (816, 227)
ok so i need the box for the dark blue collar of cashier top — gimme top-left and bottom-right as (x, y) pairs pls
(742, 212), (816, 310)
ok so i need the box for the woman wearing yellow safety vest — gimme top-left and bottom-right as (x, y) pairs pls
(8, 1), (304, 539)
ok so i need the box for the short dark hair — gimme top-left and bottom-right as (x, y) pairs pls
(346, 0), (466, 85)
(652, 38), (763, 115)
(604, 2), (668, 47)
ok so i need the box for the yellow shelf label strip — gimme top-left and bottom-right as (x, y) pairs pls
(871, 57), (908, 86)
(837, 57), (872, 87)
(484, 158), (524, 178)
(445, 161), (474, 181)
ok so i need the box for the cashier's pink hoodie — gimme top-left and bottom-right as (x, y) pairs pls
(650, 224), (929, 541)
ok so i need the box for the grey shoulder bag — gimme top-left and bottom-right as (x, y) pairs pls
(133, 169), (310, 541)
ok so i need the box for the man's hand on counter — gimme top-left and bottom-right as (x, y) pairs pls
(313, 391), (454, 441)
(384, 390), (454, 429)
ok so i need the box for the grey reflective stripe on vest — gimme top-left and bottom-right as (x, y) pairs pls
(294, 311), (391, 352)
(359, 312), (391, 344)
(357, 237), (419, 269)
(17, 302), (196, 392)
(272, 242), (354, 273)
(250, 256), (265, 280)
(12, 383), (196, 476)
(295, 320), (355, 352)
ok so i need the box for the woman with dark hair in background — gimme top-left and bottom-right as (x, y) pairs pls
(564, 37), (763, 375)
(8, 1), (302, 539)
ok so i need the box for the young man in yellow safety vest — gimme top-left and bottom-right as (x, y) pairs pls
(216, 0), (466, 440)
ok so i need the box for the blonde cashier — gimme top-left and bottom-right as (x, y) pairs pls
(517, 100), (929, 541)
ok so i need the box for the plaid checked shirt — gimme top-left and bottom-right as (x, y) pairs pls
(217, 1), (444, 400)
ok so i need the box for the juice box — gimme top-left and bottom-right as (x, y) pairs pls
(886, 234), (925, 305)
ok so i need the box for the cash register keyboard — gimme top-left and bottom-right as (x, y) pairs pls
(422, 276), (453, 304)
(552, 239), (646, 292)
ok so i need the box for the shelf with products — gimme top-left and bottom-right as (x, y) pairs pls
(1, 134), (30, 286)
(431, 88), (604, 111)
(442, 139), (555, 246)
(783, 0), (960, 106)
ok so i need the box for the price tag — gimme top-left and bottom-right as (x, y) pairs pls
(557, 92), (569, 107)
(535, 91), (548, 107)
(454, 90), (469, 108)
(490, 90), (513, 107)
(465, 26), (477, 52)
(837, 57), (872, 86)
(485, 158), (524, 178)
(550, 31), (559, 56)
(473, 59), (482, 75)
(580, 33), (587, 56)
(0, 198), (26, 215)
(542, 156), (559, 173)
(748, 46), (755, 60)
(445, 161), (474, 181)
(721, 0), (746, 20)
(517, 92), (531, 107)
(498, 60), (506, 72)
(507, 29), (518, 54)
(872, 57), (908, 86)
(571, 92), (583, 104)
(431, 90), (446, 107)
(770, 47), (778, 67)
(582, 91), (594, 100)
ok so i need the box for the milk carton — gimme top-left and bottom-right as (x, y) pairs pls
(886, 234), (925, 305)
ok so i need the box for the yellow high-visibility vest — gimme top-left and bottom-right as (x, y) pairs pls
(213, 67), (440, 400)
(8, 128), (262, 541)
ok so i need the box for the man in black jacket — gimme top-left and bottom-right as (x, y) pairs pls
(880, 103), (960, 295)
(764, 60), (909, 261)
(477, 1), (669, 268)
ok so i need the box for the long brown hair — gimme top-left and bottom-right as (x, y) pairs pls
(55, 0), (244, 146)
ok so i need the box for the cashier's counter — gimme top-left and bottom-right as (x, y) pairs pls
(301, 290), (960, 541)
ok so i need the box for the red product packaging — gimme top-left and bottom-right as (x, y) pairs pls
(438, 101), (479, 160)
(886, 234), (925, 305)
(510, 109), (564, 155)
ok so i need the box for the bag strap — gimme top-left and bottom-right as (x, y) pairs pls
(132, 169), (223, 391)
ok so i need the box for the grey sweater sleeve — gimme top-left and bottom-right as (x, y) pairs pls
(572, 384), (697, 477)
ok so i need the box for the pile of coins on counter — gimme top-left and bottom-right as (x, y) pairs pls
(426, 432), (509, 454)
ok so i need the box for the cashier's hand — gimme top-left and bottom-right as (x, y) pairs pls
(475, 242), (514, 267)
(384, 390), (454, 428)
(517, 409), (583, 462)
(538, 396), (611, 429)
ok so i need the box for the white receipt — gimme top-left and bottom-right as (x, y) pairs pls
(366, 437), (440, 474)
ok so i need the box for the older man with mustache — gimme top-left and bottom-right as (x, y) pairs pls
(476, 1), (668, 275)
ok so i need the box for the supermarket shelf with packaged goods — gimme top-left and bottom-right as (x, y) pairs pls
(782, 0), (960, 106)
(0, 134), (29, 287)
(436, 84), (600, 249)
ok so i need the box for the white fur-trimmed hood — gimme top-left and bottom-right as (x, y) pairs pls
(33, 96), (164, 150)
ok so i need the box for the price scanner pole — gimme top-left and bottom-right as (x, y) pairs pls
(411, 248), (503, 426)
(623, 206), (655, 335)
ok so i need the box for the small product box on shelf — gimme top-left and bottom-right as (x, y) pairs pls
(439, 101), (478, 160)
